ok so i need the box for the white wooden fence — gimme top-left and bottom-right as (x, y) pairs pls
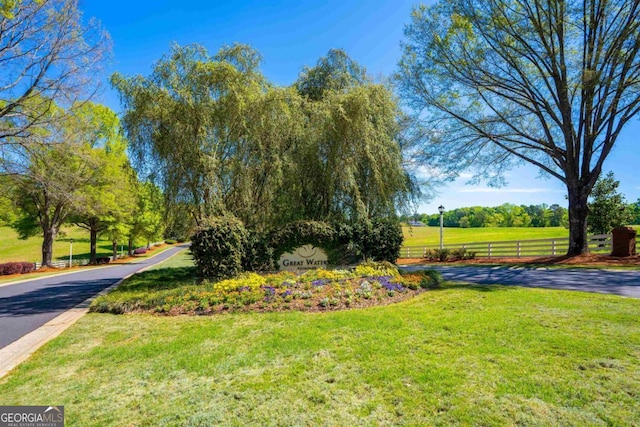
(34, 258), (92, 270)
(33, 241), (166, 270)
(400, 234), (613, 258)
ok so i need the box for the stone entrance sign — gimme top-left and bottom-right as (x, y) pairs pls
(278, 244), (329, 273)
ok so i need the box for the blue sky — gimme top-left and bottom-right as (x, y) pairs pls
(81, 0), (640, 215)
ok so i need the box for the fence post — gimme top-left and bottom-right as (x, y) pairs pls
(488, 243), (492, 258)
(517, 241), (521, 258)
(552, 240), (556, 255)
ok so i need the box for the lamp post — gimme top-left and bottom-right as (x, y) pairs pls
(438, 205), (445, 249)
(69, 238), (74, 268)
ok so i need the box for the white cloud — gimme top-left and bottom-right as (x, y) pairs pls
(457, 187), (564, 194)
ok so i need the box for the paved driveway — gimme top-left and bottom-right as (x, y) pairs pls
(401, 265), (640, 298)
(0, 245), (188, 349)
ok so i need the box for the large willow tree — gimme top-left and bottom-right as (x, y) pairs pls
(113, 44), (304, 230)
(398, 0), (640, 255)
(290, 49), (415, 223)
(114, 45), (415, 230)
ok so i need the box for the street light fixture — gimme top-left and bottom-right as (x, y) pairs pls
(438, 205), (445, 249)
(69, 238), (74, 268)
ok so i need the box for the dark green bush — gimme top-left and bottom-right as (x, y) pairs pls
(243, 230), (275, 272)
(426, 248), (476, 262)
(450, 248), (476, 260)
(363, 218), (403, 262)
(333, 218), (404, 264)
(425, 248), (451, 262)
(191, 217), (248, 280)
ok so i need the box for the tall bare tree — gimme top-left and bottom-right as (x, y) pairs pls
(398, 0), (640, 255)
(0, 0), (111, 145)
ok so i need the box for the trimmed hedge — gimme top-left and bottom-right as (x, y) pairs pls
(191, 217), (247, 280)
(243, 230), (274, 273)
(0, 262), (35, 276)
(337, 218), (403, 263)
(191, 217), (405, 279)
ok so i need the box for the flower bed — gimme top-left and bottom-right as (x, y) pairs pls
(90, 262), (442, 315)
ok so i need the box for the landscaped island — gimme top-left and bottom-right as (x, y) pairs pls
(90, 261), (442, 315)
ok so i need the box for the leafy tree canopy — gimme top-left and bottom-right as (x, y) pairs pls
(587, 171), (633, 234)
(397, 0), (640, 255)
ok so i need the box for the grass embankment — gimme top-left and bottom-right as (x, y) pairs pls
(403, 226), (570, 247)
(0, 225), (114, 263)
(1, 255), (639, 425)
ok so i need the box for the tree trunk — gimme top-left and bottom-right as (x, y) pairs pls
(128, 237), (133, 256)
(42, 228), (56, 267)
(90, 227), (98, 264)
(112, 240), (118, 260)
(567, 185), (590, 256)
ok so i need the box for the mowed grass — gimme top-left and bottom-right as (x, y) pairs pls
(0, 225), (114, 263)
(145, 248), (194, 271)
(1, 283), (638, 425)
(403, 226), (570, 247)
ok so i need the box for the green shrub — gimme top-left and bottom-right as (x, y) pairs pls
(334, 218), (404, 263)
(191, 217), (248, 280)
(362, 218), (404, 262)
(243, 230), (275, 272)
(426, 248), (477, 262)
(425, 248), (451, 262)
(165, 239), (177, 245)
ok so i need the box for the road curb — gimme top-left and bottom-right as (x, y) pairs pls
(0, 246), (188, 379)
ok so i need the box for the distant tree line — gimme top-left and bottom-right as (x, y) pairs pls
(405, 199), (640, 229)
(404, 203), (569, 228)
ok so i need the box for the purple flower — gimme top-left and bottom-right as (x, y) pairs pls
(262, 285), (276, 301)
(262, 286), (276, 295)
(375, 276), (405, 292)
(312, 279), (330, 287)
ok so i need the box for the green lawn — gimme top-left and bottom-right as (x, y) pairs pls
(1, 273), (638, 424)
(145, 248), (194, 271)
(0, 225), (115, 263)
(403, 226), (570, 247)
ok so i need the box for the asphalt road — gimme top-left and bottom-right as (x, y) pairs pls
(0, 244), (188, 349)
(401, 264), (640, 298)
